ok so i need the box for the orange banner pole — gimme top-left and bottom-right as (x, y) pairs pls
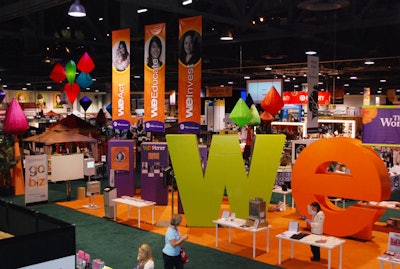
(178, 16), (202, 134)
(144, 23), (166, 133)
(112, 28), (131, 130)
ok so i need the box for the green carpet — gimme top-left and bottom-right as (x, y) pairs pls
(2, 179), (282, 269)
(2, 177), (399, 268)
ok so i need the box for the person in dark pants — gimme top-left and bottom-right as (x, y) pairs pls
(302, 201), (325, 261)
(162, 214), (188, 269)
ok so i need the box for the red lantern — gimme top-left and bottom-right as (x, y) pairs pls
(49, 63), (66, 83)
(77, 52), (95, 73)
(260, 111), (274, 122)
(64, 82), (81, 104)
(260, 86), (284, 116)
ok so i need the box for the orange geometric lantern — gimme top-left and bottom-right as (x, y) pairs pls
(260, 86), (284, 116)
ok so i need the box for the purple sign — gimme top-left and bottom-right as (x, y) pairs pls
(144, 120), (165, 133)
(178, 121), (200, 134)
(112, 119), (130, 130)
(363, 107), (400, 145)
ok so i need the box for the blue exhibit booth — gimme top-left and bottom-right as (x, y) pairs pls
(108, 139), (135, 197)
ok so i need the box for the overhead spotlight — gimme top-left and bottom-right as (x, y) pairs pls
(364, 60), (375, 65)
(182, 0), (192, 5)
(264, 67), (272, 71)
(137, 8), (148, 13)
(68, 0), (86, 17)
(305, 50), (317, 55)
(220, 32), (233, 41)
(297, 0), (349, 11)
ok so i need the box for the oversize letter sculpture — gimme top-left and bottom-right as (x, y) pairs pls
(292, 137), (391, 240)
(166, 134), (285, 227)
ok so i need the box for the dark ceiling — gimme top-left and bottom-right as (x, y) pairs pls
(1, 0), (400, 96)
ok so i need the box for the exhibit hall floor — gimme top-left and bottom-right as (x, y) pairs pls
(56, 190), (398, 269)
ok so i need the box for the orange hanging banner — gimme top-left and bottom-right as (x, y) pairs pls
(178, 16), (202, 134)
(144, 23), (166, 132)
(112, 28), (131, 130)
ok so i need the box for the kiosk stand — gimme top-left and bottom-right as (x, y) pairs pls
(82, 158), (101, 209)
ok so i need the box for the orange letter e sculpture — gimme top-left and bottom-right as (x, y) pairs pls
(292, 137), (391, 240)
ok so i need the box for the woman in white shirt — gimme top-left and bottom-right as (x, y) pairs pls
(304, 201), (325, 261)
(136, 243), (154, 269)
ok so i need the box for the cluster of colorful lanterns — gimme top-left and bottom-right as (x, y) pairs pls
(229, 86), (284, 128)
(49, 52), (95, 104)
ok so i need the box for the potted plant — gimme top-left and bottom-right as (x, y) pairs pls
(0, 132), (17, 196)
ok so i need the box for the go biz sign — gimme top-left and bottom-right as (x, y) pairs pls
(25, 155), (48, 203)
(166, 135), (390, 239)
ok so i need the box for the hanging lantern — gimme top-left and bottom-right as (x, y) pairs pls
(3, 98), (29, 135)
(76, 72), (93, 88)
(245, 93), (254, 108)
(229, 98), (252, 127)
(49, 63), (66, 83)
(260, 111), (274, 122)
(64, 82), (80, 104)
(260, 86), (284, 116)
(79, 96), (92, 111)
(106, 103), (112, 116)
(65, 60), (77, 85)
(0, 88), (6, 103)
(77, 52), (95, 73)
(96, 108), (107, 126)
(247, 104), (261, 126)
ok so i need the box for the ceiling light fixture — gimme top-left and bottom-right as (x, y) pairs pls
(297, 0), (350, 11)
(305, 50), (317, 55)
(68, 0), (86, 17)
(182, 0), (192, 6)
(364, 60), (375, 65)
(220, 32), (233, 41)
(137, 8), (148, 13)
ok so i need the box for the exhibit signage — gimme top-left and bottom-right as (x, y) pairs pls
(24, 154), (48, 204)
(111, 28), (131, 129)
(362, 106), (400, 146)
(178, 16), (202, 134)
(306, 55), (319, 134)
(144, 23), (166, 132)
(283, 91), (330, 105)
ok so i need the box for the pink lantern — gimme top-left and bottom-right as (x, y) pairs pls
(3, 98), (29, 135)
(3, 98), (28, 196)
(77, 52), (95, 73)
(64, 82), (81, 104)
(49, 63), (66, 83)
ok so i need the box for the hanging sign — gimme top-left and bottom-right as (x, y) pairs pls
(178, 16), (202, 134)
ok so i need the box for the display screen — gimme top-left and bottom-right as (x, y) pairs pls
(87, 161), (95, 168)
(246, 79), (282, 104)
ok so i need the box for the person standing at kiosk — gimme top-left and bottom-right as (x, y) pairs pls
(302, 201), (325, 261)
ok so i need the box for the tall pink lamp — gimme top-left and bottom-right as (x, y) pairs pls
(3, 98), (29, 195)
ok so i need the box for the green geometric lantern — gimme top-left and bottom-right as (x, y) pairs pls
(247, 104), (261, 126)
(229, 98), (252, 127)
(66, 60), (77, 85)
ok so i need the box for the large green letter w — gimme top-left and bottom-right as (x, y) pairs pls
(166, 134), (285, 227)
